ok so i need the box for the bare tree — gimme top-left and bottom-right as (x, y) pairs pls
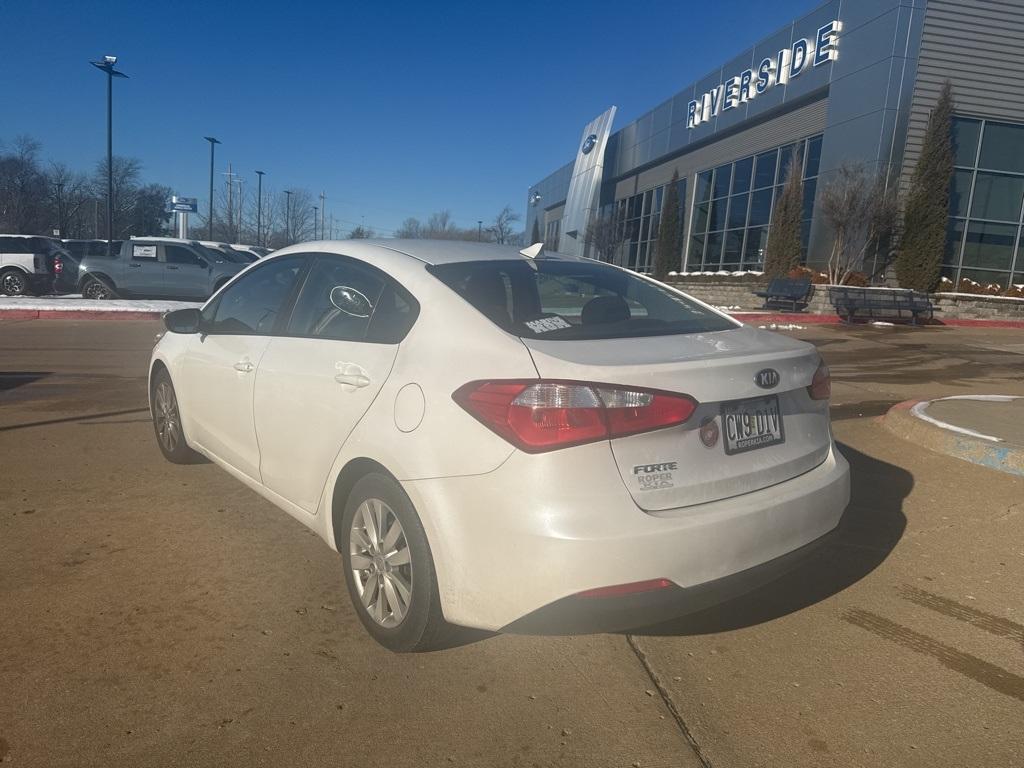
(347, 225), (376, 239)
(584, 212), (625, 263)
(47, 163), (93, 238)
(820, 163), (899, 285)
(489, 205), (521, 245)
(91, 156), (142, 239)
(0, 137), (49, 234)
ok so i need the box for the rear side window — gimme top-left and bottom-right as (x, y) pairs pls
(428, 259), (736, 340)
(286, 254), (419, 343)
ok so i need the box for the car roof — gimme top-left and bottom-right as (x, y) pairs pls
(130, 236), (201, 245)
(271, 238), (579, 267)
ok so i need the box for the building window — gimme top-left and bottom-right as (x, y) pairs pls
(945, 116), (1024, 289)
(686, 134), (823, 273)
(545, 218), (561, 251)
(597, 177), (687, 273)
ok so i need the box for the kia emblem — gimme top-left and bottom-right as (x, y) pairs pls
(755, 369), (780, 389)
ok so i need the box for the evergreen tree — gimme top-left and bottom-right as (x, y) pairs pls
(530, 216), (541, 245)
(763, 149), (804, 278)
(653, 170), (682, 281)
(897, 80), (954, 292)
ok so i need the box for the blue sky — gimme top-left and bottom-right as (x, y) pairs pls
(3, 0), (814, 235)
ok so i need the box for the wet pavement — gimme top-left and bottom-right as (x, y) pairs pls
(1, 318), (1022, 767)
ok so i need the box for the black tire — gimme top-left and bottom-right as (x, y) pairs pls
(340, 473), (450, 652)
(151, 368), (202, 464)
(82, 275), (117, 300)
(0, 269), (29, 296)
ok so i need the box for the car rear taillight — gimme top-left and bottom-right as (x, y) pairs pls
(53, 255), (64, 275)
(453, 380), (697, 453)
(808, 360), (831, 401)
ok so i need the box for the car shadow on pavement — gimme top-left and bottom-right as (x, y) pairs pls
(0, 371), (51, 392)
(629, 441), (911, 637)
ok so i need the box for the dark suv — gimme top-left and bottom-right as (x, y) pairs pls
(59, 240), (122, 294)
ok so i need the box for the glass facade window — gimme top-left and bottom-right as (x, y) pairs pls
(595, 177), (686, 273)
(686, 135), (822, 272)
(945, 116), (1024, 288)
(545, 218), (560, 251)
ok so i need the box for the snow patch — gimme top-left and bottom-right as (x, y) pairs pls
(758, 323), (806, 331)
(0, 295), (201, 313)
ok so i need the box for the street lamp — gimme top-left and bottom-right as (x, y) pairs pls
(284, 190), (293, 244)
(204, 137), (220, 240)
(313, 206), (319, 240)
(90, 55), (127, 258)
(255, 170), (265, 246)
(478, 220), (483, 241)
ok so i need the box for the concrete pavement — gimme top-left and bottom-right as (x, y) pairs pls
(1, 319), (1022, 767)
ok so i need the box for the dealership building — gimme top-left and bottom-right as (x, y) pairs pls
(526, 0), (1024, 288)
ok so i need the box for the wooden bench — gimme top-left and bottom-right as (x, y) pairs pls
(752, 278), (813, 312)
(827, 286), (936, 325)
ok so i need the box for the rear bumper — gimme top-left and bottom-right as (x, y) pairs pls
(404, 442), (851, 631)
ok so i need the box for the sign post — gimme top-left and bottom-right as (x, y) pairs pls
(167, 196), (198, 239)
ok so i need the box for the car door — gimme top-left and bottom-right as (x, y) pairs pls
(253, 254), (419, 514)
(176, 255), (307, 480)
(121, 242), (166, 296)
(163, 244), (211, 299)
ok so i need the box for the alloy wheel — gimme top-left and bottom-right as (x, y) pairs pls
(1, 272), (27, 295)
(154, 381), (180, 454)
(349, 498), (413, 628)
(84, 280), (112, 300)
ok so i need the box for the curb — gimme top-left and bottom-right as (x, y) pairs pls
(880, 398), (1024, 476)
(731, 312), (1024, 328)
(0, 309), (165, 321)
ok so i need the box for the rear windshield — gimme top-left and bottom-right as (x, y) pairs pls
(428, 259), (737, 340)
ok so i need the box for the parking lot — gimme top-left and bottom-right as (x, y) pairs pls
(1, 317), (1022, 768)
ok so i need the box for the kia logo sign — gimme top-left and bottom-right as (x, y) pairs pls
(755, 369), (780, 389)
(581, 134), (598, 155)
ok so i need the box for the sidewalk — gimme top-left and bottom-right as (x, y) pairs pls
(882, 395), (1024, 476)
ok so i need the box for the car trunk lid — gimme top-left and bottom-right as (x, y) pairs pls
(521, 326), (831, 510)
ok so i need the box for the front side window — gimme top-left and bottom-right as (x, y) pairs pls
(165, 245), (206, 266)
(286, 255), (419, 343)
(205, 255), (305, 335)
(429, 259), (736, 341)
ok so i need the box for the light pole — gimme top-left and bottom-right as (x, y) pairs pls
(319, 191), (326, 240)
(478, 220), (483, 241)
(54, 181), (65, 237)
(204, 137), (220, 240)
(255, 170), (265, 246)
(90, 55), (127, 257)
(313, 206), (319, 240)
(284, 190), (293, 244)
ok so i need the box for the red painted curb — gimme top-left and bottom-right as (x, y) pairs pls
(0, 309), (164, 321)
(732, 313), (1024, 328)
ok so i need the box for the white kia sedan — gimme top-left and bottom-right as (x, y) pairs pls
(150, 240), (850, 651)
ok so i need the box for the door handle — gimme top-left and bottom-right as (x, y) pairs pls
(334, 362), (370, 389)
(334, 373), (371, 388)
(129, 263), (141, 268)
(167, 265), (179, 270)
(233, 361), (255, 373)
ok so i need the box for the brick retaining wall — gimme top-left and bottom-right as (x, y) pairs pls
(665, 279), (1024, 322)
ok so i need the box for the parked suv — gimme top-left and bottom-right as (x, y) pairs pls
(78, 237), (247, 300)
(59, 240), (121, 294)
(0, 235), (70, 296)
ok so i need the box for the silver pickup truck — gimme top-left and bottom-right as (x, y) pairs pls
(78, 237), (246, 300)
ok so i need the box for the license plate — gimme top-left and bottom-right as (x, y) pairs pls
(721, 395), (785, 455)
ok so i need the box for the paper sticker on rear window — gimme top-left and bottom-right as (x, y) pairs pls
(132, 245), (157, 260)
(525, 316), (571, 334)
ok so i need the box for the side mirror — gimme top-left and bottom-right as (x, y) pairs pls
(164, 307), (203, 334)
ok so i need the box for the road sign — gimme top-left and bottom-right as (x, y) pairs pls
(167, 196), (198, 213)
